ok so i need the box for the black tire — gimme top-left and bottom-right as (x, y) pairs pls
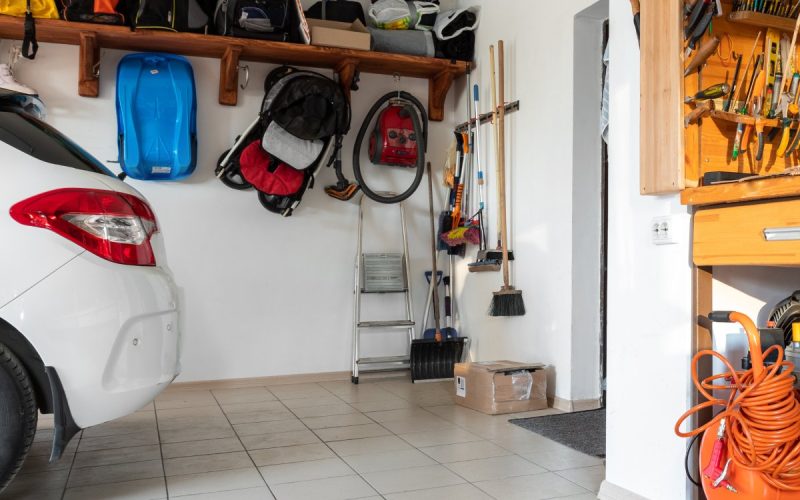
(217, 150), (253, 191)
(0, 342), (38, 493)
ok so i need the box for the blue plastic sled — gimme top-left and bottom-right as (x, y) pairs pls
(116, 53), (197, 180)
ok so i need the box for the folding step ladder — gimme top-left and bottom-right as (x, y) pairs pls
(352, 194), (415, 384)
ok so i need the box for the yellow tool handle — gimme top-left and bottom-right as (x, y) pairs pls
(742, 124), (753, 152)
(778, 125), (792, 157)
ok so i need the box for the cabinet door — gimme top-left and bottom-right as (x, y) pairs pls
(640, 0), (685, 194)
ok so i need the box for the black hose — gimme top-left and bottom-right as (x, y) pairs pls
(685, 433), (701, 487)
(353, 91), (428, 204)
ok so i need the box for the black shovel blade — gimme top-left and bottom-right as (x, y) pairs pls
(410, 338), (466, 382)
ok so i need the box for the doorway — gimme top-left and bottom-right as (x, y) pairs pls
(572, 0), (609, 409)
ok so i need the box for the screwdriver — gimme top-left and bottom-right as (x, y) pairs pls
(685, 83), (730, 104)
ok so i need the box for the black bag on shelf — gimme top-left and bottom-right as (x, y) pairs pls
(435, 30), (474, 62)
(214, 0), (292, 40)
(61, 0), (130, 24)
(305, 0), (365, 25)
(135, 0), (189, 30)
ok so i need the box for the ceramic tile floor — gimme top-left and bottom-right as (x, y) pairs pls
(3, 377), (604, 500)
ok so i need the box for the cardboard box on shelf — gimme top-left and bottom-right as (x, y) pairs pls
(454, 361), (548, 415)
(307, 19), (371, 51)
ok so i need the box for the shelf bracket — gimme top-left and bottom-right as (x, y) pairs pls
(219, 45), (243, 106)
(429, 69), (456, 122)
(78, 32), (100, 98)
(335, 58), (359, 102)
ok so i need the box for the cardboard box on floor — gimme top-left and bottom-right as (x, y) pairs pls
(307, 19), (371, 51)
(454, 361), (548, 415)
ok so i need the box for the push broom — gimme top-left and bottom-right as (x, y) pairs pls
(489, 40), (525, 317)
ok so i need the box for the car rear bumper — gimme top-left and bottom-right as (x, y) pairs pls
(0, 240), (181, 428)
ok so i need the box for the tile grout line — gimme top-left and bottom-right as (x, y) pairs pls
(209, 386), (279, 499)
(275, 383), (382, 498)
(310, 382), (485, 498)
(58, 424), (81, 500)
(152, 402), (171, 499)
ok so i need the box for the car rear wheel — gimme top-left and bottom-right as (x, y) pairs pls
(0, 342), (37, 492)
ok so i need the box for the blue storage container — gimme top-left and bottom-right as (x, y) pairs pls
(116, 53), (197, 180)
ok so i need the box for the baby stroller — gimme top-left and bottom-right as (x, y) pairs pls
(215, 66), (351, 216)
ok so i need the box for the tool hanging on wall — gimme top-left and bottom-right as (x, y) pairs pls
(732, 30), (763, 109)
(468, 83), (501, 273)
(438, 131), (467, 255)
(776, 73), (799, 156)
(741, 57), (765, 157)
(732, 0), (795, 17)
(685, 36), (721, 76)
(685, 0), (715, 56)
(775, 18), (800, 157)
(723, 53), (743, 111)
(732, 54), (763, 160)
(488, 40), (524, 317)
(776, 12), (800, 156)
(685, 82), (730, 104)
(764, 29), (782, 118)
(751, 68), (767, 161)
(409, 161), (466, 382)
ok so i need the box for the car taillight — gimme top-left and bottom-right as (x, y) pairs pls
(10, 188), (159, 266)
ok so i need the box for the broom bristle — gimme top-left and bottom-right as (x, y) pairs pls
(489, 288), (525, 316)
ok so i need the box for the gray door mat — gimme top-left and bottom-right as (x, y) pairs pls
(509, 408), (605, 457)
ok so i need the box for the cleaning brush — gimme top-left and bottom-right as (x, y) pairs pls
(488, 40), (525, 317)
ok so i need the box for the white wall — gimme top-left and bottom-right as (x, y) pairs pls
(571, 1), (607, 402)
(4, 10), (460, 381)
(452, 0), (600, 403)
(603, 0), (695, 498)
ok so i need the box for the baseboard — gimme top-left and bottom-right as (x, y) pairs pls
(598, 480), (649, 500)
(169, 371), (351, 390)
(550, 396), (602, 412)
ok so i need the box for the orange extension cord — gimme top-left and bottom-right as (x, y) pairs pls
(675, 312), (800, 492)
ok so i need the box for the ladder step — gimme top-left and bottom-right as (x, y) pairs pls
(358, 320), (415, 329)
(357, 356), (410, 365)
(360, 288), (409, 294)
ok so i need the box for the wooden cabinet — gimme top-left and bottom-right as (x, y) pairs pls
(640, 0), (685, 194)
(640, 0), (800, 194)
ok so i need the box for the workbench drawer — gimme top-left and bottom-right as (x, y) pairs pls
(693, 198), (800, 266)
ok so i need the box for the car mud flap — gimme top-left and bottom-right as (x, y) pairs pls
(45, 367), (81, 463)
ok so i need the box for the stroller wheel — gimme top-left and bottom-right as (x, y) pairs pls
(257, 191), (287, 215)
(217, 150), (252, 191)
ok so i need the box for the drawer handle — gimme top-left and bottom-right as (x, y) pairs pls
(763, 227), (800, 241)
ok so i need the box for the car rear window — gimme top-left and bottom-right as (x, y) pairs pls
(0, 108), (113, 176)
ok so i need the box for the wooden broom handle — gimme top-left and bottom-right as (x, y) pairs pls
(489, 45), (501, 245)
(497, 40), (511, 289)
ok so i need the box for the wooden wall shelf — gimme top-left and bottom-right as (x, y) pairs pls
(728, 11), (797, 32)
(709, 109), (779, 127)
(681, 176), (800, 206)
(0, 16), (469, 120)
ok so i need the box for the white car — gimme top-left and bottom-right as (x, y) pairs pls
(0, 92), (181, 491)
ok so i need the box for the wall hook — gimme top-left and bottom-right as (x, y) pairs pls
(393, 73), (401, 98)
(238, 64), (249, 90)
(7, 45), (21, 71)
